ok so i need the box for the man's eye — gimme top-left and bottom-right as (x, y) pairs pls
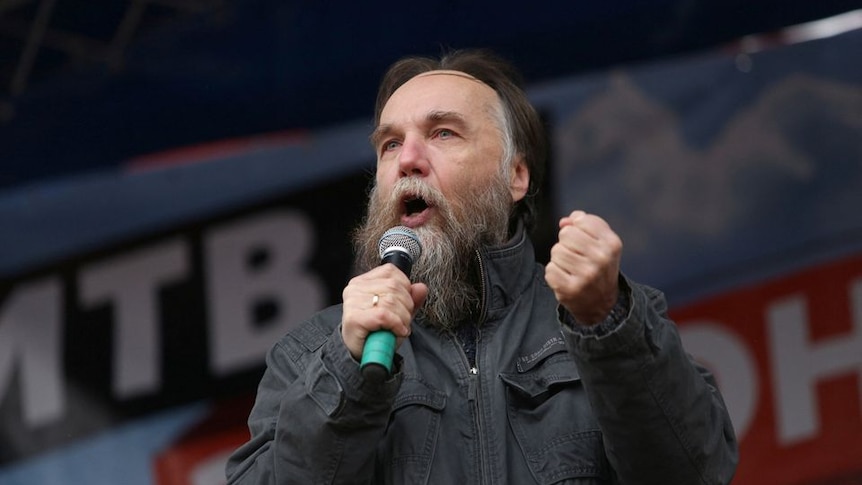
(383, 140), (400, 151)
(436, 129), (454, 139)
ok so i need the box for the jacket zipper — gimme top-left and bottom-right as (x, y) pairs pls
(471, 249), (489, 485)
(468, 342), (487, 485)
(475, 249), (488, 324)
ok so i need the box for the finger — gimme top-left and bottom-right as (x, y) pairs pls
(362, 264), (413, 289)
(411, 283), (429, 311)
(549, 241), (591, 272)
(369, 283), (415, 311)
(556, 224), (598, 254)
(346, 267), (414, 307)
(558, 210), (587, 228)
(570, 213), (618, 244)
(367, 282), (427, 338)
(544, 261), (566, 289)
(544, 261), (586, 297)
(546, 250), (598, 284)
(558, 232), (622, 269)
(342, 271), (414, 329)
(369, 291), (416, 332)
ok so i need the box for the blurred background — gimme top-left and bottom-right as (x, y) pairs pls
(1, 1), (861, 483)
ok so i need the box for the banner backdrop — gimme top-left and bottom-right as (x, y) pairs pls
(1, 30), (860, 484)
(536, 30), (862, 484)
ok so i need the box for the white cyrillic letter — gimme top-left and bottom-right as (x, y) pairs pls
(768, 282), (862, 444)
(79, 240), (188, 399)
(0, 278), (64, 426)
(205, 210), (325, 376)
(680, 322), (758, 439)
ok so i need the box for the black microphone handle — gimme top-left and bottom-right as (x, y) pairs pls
(382, 249), (413, 277)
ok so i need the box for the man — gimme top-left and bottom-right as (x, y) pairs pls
(226, 49), (738, 484)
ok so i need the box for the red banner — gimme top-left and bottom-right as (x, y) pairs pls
(673, 254), (862, 484)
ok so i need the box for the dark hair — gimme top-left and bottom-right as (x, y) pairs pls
(373, 49), (548, 232)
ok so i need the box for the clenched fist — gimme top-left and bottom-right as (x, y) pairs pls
(544, 210), (622, 325)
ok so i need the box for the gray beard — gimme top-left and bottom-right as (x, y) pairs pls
(352, 173), (513, 330)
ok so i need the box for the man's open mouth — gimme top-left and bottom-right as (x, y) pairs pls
(403, 195), (430, 216)
(400, 194), (435, 227)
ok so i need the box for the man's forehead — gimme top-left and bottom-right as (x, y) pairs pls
(385, 69), (496, 108)
(376, 69), (500, 133)
(405, 70), (497, 94)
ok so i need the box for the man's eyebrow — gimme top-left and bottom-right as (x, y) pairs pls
(427, 110), (467, 126)
(370, 111), (469, 147)
(370, 124), (394, 148)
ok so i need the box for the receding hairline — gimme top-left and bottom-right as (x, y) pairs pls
(386, 69), (498, 101)
(410, 69), (484, 83)
(377, 69), (504, 123)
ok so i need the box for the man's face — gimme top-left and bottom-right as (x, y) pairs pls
(354, 71), (529, 327)
(371, 70), (527, 231)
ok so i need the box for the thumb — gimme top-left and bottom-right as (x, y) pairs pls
(410, 282), (429, 312)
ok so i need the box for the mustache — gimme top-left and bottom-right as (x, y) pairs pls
(366, 177), (453, 231)
(387, 177), (446, 210)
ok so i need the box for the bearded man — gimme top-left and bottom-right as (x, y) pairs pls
(226, 49), (738, 485)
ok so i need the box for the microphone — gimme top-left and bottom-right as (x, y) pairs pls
(360, 226), (423, 383)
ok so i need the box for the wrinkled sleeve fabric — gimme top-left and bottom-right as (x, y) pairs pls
(225, 307), (400, 485)
(561, 276), (739, 485)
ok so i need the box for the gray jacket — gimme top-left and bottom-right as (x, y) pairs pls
(226, 230), (738, 484)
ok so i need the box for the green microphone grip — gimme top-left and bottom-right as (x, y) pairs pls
(360, 330), (396, 381)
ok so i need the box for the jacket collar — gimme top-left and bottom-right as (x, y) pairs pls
(478, 222), (537, 321)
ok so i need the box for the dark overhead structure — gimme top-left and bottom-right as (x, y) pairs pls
(0, 0), (859, 187)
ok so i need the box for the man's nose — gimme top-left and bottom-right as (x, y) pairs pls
(398, 136), (430, 177)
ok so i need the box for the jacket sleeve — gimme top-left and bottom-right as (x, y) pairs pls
(561, 277), (739, 485)
(225, 310), (400, 484)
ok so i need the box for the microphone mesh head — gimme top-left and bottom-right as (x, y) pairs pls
(378, 226), (422, 262)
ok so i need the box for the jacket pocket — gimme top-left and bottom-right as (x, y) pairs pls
(500, 351), (610, 484)
(376, 377), (447, 485)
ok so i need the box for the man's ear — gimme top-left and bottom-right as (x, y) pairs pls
(509, 155), (530, 202)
